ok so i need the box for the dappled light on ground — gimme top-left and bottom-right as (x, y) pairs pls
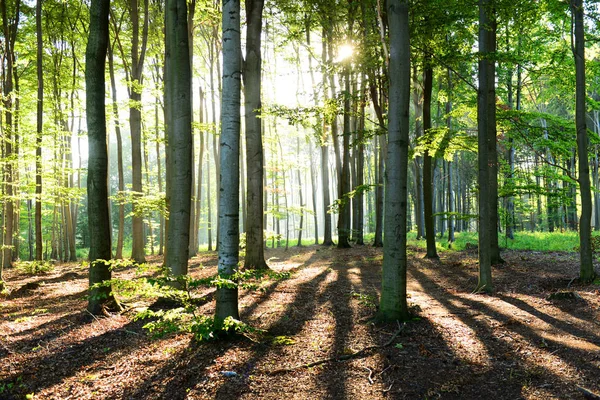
(1, 246), (599, 399)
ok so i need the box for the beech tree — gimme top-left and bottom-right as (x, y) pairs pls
(379, 0), (410, 322)
(572, 0), (594, 283)
(476, 0), (496, 293)
(86, 0), (117, 314)
(164, 0), (192, 277)
(243, 0), (268, 270)
(215, 0), (241, 324)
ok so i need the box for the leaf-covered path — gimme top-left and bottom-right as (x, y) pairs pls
(1, 245), (599, 399)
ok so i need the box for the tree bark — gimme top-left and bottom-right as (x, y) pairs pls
(572, 0), (595, 282)
(476, 0), (495, 293)
(35, 0), (43, 261)
(164, 0), (193, 278)
(379, 0), (410, 322)
(243, 0), (268, 269)
(422, 64), (438, 259)
(215, 0), (241, 324)
(86, 0), (117, 314)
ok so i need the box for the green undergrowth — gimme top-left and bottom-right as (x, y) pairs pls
(90, 261), (292, 341)
(14, 260), (55, 275)
(406, 231), (584, 253)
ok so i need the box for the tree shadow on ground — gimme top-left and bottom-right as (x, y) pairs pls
(410, 265), (600, 398)
(0, 316), (147, 399)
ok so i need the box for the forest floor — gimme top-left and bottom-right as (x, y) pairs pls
(1, 244), (600, 400)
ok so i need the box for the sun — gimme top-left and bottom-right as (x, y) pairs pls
(335, 43), (354, 63)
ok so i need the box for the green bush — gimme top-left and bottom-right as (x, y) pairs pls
(15, 260), (54, 275)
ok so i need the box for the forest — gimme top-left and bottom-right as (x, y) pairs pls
(1, 0), (600, 398)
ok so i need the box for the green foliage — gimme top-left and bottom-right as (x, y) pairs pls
(407, 231), (583, 253)
(101, 264), (292, 340)
(15, 260), (54, 275)
(271, 335), (296, 346)
(350, 291), (377, 308)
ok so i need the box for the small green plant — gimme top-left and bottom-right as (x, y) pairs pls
(15, 260), (54, 275)
(271, 335), (296, 346)
(350, 291), (376, 308)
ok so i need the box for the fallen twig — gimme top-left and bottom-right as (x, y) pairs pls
(266, 322), (406, 375)
(382, 382), (394, 393)
(363, 366), (374, 384)
(578, 386), (600, 400)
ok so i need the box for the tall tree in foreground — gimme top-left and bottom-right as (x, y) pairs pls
(572, 0), (595, 282)
(243, 0), (268, 270)
(35, 0), (43, 261)
(1, 0), (20, 272)
(476, 0), (495, 293)
(215, 0), (241, 324)
(86, 0), (117, 314)
(379, 0), (410, 322)
(164, 0), (192, 277)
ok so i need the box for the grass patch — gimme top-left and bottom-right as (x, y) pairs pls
(405, 231), (582, 253)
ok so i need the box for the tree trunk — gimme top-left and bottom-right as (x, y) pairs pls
(572, 0), (595, 282)
(164, 0), (192, 278)
(127, 0), (149, 264)
(337, 62), (352, 248)
(243, 0), (268, 269)
(476, 0), (495, 293)
(379, 0), (410, 322)
(373, 134), (385, 247)
(35, 0), (43, 261)
(215, 0), (241, 325)
(86, 0), (117, 314)
(423, 64), (438, 259)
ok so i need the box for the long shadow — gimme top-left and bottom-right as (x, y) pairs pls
(320, 263), (353, 400)
(3, 289), (88, 330)
(0, 317), (146, 399)
(121, 250), (333, 399)
(498, 294), (600, 345)
(211, 266), (334, 399)
(411, 266), (599, 398)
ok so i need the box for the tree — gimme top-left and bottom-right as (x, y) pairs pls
(164, 0), (192, 278)
(476, 0), (496, 293)
(243, 0), (268, 270)
(86, 0), (117, 314)
(1, 0), (20, 274)
(215, 0), (241, 324)
(35, 0), (43, 261)
(572, 0), (595, 283)
(379, 0), (410, 322)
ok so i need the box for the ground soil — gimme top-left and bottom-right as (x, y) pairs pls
(1, 245), (599, 399)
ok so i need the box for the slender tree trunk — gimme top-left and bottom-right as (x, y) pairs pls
(34, 0), (44, 261)
(572, 0), (595, 282)
(187, 0), (197, 258)
(108, 43), (125, 259)
(1, 0), (20, 273)
(195, 87), (205, 250)
(126, 0), (149, 264)
(423, 64), (438, 258)
(373, 134), (385, 247)
(337, 62), (352, 248)
(207, 131), (213, 251)
(309, 146), (319, 244)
